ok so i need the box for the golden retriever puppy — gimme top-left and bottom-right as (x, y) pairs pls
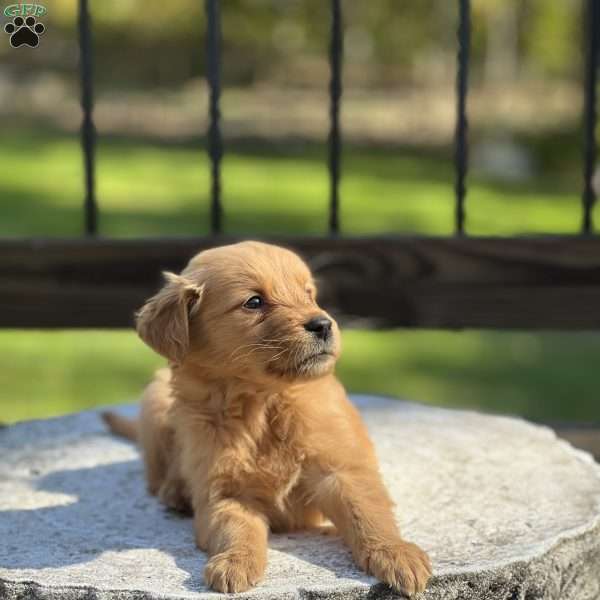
(103, 241), (431, 596)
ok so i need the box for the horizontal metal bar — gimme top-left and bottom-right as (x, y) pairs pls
(1, 236), (600, 329)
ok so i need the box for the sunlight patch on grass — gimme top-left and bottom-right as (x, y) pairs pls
(1, 329), (599, 424)
(0, 130), (585, 237)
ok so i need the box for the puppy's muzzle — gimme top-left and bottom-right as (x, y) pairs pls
(304, 316), (332, 341)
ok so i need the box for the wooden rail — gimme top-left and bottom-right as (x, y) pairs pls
(2, 236), (600, 329)
(546, 423), (600, 460)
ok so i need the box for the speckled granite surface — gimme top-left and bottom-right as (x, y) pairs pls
(1, 396), (600, 599)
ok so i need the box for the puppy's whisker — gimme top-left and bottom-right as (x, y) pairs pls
(229, 342), (282, 361)
(261, 336), (296, 342)
(267, 347), (291, 363)
(290, 342), (306, 370)
(230, 343), (284, 364)
(231, 348), (277, 363)
(229, 342), (273, 355)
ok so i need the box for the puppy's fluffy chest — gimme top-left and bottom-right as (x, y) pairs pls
(173, 379), (308, 504)
(221, 392), (306, 491)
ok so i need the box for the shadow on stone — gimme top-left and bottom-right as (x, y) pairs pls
(1, 454), (368, 594)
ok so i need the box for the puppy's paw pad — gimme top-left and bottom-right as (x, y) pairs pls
(204, 551), (265, 593)
(361, 541), (432, 596)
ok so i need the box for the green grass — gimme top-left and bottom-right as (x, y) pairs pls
(1, 128), (598, 424)
(0, 129), (591, 237)
(2, 329), (599, 424)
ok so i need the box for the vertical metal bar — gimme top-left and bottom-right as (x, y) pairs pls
(205, 0), (223, 234)
(328, 0), (343, 235)
(454, 0), (470, 236)
(78, 0), (97, 236)
(582, 0), (599, 234)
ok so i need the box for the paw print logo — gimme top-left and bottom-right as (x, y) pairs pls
(4, 15), (45, 48)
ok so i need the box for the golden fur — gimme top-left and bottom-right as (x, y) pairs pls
(103, 241), (431, 595)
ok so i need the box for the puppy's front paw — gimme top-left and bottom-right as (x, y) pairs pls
(204, 550), (265, 593)
(359, 540), (431, 597)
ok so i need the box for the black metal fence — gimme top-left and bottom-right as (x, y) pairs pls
(1, 0), (600, 330)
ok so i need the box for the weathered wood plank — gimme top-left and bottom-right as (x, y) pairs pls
(1, 236), (600, 329)
(546, 423), (600, 459)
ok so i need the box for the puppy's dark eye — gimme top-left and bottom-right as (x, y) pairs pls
(243, 295), (264, 310)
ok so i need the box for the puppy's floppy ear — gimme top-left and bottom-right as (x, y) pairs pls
(136, 271), (204, 363)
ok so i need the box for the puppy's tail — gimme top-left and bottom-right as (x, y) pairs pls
(102, 411), (139, 442)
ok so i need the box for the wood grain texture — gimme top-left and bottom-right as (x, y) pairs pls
(1, 236), (600, 329)
(545, 423), (600, 459)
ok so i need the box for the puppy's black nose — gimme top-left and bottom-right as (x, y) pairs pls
(304, 316), (332, 340)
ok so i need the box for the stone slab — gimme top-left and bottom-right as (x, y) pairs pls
(1, 397), (600, 600)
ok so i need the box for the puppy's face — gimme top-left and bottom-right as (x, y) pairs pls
(136, 242), (340, 381)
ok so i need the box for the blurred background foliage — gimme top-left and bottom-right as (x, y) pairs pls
(1, 0), (599, 423)
(28, 0), (583, 85)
